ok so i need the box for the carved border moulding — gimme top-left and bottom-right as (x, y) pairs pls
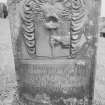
(7, 0), (101, 105)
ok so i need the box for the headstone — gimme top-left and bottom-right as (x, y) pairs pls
(7, 0), (101, 105)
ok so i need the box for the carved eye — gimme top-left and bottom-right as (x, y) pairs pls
(72, 0), (82, 9)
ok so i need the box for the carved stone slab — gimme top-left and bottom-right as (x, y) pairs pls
(7, 0), (101, 105)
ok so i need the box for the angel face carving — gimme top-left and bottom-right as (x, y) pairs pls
(22, 0), (89, 58)
(33, 0), (72, 22)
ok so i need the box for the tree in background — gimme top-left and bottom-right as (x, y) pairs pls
(0, 2), (8, 18)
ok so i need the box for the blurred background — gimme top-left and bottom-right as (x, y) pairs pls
(0, 0), (105, 105)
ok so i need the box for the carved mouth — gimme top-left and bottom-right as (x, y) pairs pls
(45, 21), (59, 29)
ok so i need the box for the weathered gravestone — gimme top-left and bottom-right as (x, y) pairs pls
(7, 0), (101, 105)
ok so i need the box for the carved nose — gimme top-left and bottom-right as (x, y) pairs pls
(46, 16), (58, 23)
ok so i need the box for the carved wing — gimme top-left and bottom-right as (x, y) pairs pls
(22, 0), (47, 56)
(70, 0), (89, 56)
(21, 0), (37, 55)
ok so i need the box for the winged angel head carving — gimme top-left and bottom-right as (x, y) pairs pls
(21, 0), (89, 58)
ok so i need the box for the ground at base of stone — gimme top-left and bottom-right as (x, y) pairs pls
(10, 93), (105, 105)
